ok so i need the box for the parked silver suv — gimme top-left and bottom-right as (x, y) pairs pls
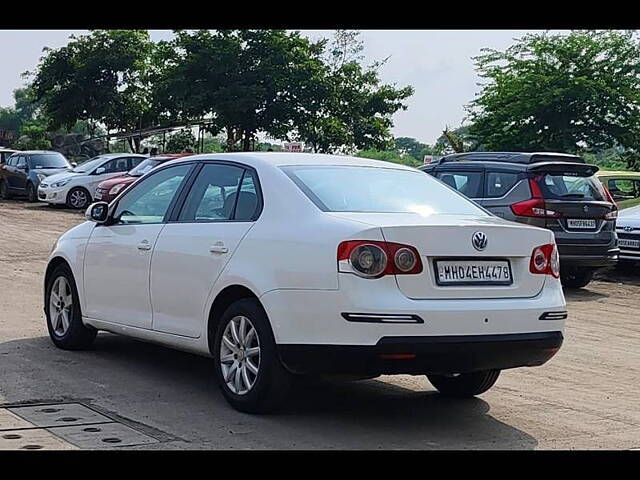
(421, 152), (619, 288)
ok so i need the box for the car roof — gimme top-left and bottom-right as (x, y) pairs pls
(596, 170), (640, 177)
(97, 152), (146, 158)
(9, 150), (64, 155)
(435, 151), (584, 166)
(162, 152), (418, 171)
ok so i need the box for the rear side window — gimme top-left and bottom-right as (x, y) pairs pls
(178, 164), (260, 222)
(534, 173), (606, 201)
(436, 171), (483, 198)
(486, 171), (520, 198)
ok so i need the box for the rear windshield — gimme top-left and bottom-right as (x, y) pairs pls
(282, 165), (488, 216)
(533, 173), (606, 201)
(129, 159), (163, 176)
(30, 153), (69, 169)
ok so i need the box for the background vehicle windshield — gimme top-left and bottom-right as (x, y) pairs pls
(30, 153), (69, 169)
(72, 156), (108, 173)
(282, 165), (488, 216)
(534, 173), (606, 201)
(129, 159), (162, 177)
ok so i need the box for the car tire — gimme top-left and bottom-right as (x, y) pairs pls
(26, 183), (37, 202)
(66, 187), (91, 209)
(560, 267), (594, 289)
(45, 263), (97, 350)
(427, 369), (500, 398)
(0, 180), (11, 200)
(212, 298), (292, 414)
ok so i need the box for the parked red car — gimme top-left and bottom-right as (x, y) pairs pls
(94, 154), (191, 203)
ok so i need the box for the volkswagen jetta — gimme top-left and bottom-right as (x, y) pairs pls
(44, 153), (566, 413)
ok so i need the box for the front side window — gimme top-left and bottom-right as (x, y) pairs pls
(178, 164), (258, 222)
(282, 165), (487, 216)
(112, 164), (191, 225)
(16, 156), (26, 168)
(101, 157), (131, 174)
(607, 179), (639, 200)
(435, 171), (484, 198)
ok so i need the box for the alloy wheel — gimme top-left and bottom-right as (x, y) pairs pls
(219, 315), (261, 395)
(49, 276), (73, 336)
(69, 189), (88, 209)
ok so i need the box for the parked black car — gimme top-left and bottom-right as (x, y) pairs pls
(0, 150), (72, 202)
(420, 152), (619, 288)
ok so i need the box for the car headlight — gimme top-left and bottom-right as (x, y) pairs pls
(51, 179), (70, 188)
(109, 183), (126, 195)
(37, 173), (47, 182)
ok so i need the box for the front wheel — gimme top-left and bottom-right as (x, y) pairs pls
(66, 187), (91, 209)
(560, 267), (594, 289)
(26, 183), (37, 202)
(0, 180), (11, 200)
(45, 264), (97, 350)
(212, 298), (292, 413)
(427, 370), (500, 398)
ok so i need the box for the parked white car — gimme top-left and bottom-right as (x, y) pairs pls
(38, 153), (146, 209)
(44, 153), (566, 413)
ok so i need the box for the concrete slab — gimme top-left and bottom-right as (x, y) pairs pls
(48, 422), (160, 449)
(0, 408), (34, 431)
(8, 403), (113, 428)
(0, 428), (76, 450)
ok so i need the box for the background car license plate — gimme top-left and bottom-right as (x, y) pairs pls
(435, 259), (512, 286)
(619, 238), (640, 249)
(568, 219), (596, 229)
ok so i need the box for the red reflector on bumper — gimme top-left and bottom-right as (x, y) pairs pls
(379, 353), (416, 360)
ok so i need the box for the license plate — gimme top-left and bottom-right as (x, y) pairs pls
(619, 238), (640, 249)
(435, 259), (512, 286)
(94, 192), (102, 200)
(567, 219), (596, 229)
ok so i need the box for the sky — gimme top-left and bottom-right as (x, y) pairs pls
(0, 29), (554, 144)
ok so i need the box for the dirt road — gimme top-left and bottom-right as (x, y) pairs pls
(1, 199), (639, 449)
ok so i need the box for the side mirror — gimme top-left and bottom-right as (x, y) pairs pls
(95, 167), (106, 175)
(85, 202), (109, 223)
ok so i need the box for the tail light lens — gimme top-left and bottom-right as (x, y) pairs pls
(337, 240), (423, 279)
(603, 187), (618, 220)
(529, 243), (560, 278)
(511, 178), (560, 218)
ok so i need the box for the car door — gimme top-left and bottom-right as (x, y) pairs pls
(83, 163), (194, 328)
(85, 157), (136, 196)
(8, 155), (29, 191)
(150, 162), (261, 338)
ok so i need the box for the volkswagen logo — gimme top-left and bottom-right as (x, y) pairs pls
(472, 231), (488, 251)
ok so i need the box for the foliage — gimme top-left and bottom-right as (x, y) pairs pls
(468, 30), (640, 164)
(165, 129), (196, 153)
(29, 30), (156, 152)
(357, 148), (422, 167)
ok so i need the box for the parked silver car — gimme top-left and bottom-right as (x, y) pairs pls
(617, 205), (640, 263)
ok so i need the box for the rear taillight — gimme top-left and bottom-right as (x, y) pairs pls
(511, 178), (560, 218)
(529, 243), (560, 278)
(337, 240), (423, 279)
(603, 187), (618, 220)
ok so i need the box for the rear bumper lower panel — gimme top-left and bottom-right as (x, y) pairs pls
(278, 331), (563, 376)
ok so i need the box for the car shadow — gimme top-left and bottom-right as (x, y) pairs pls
(1, 333), (538, 449)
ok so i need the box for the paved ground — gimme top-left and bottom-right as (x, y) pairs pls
(1, 199), (639, 449)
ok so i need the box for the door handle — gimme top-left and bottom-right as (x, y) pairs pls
(209, 242), (229, 254)
(137, 240), (152, 251)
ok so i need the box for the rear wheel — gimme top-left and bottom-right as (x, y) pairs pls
(0, 180), (11, 199)
(427, 370), (500, 398)
(561, 267), (594, 289)
(45, 264), (97, 350)
(26, 183), (37, 202)
(212, 298), (292, 413)
(67, 187), (91, 209)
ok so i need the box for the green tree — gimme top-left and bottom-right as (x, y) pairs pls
(152, 29), (326, 152)
(165, 129), (196, 153)
(294, 30), (414, 154)
(468, 30), (640, 164)
(30, 30), (156, 152)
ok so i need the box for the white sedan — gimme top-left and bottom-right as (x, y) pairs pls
(44, 153), (566, 413)
(38, 153), (146, 209)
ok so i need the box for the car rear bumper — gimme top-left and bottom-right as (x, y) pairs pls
(557, 246), (619, 268)
(278, 331), (564, 375)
